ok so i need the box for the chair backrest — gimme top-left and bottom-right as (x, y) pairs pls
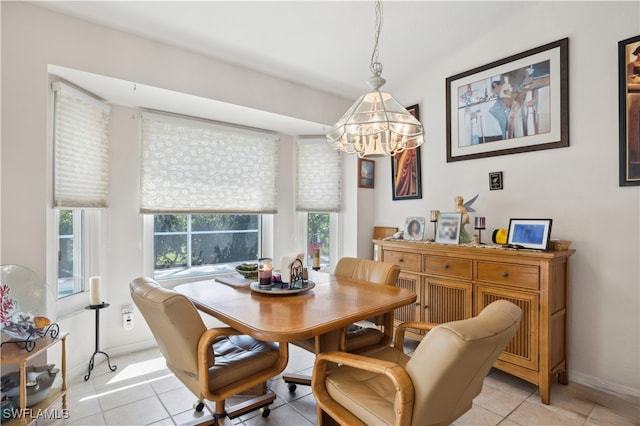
(334, 257), (400, 286)
(406, 300), (522, 426)
(130, 277), (208, 385)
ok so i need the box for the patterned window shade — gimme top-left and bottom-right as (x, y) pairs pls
(53, 82), (111, 208)
(140, 114), (279, 213)
(296, 138), (342, 212)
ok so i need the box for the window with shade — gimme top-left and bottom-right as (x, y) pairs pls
(296, 138), (342, 269)
(52, 81), (110, 299)
(140, 113), (279, 280)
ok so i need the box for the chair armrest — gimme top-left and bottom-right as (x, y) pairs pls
(394, 321), (438, 351)
(197, 327), (243, 384)
(312, 351), (414, 426)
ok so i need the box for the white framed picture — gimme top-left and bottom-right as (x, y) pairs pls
(403, 216), (425, 241)
(435, 213), (462, 244)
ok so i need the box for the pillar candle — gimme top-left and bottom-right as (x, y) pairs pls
(313, 248), (320, 269)
(89, 276), (101, 306)
(475, 216), (486, 229)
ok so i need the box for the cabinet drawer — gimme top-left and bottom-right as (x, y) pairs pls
(382, 250), (421, 271)
(476, 261), (539, 290)
(423, 256), (472, 280)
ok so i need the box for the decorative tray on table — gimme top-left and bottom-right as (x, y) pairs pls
(249, 281), (315, 295)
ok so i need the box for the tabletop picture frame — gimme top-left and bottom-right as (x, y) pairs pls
(435, 213), (462, 245)
(391, 104), (422, 200)
(403, 216), (425, 241)
(507, 218), (553, 250)
(618, 34), (640, 186)
(446, 38), (569, 162)
(358, 158), (375, 188)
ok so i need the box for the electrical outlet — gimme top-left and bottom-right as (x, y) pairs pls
(122, 305), (134, 330)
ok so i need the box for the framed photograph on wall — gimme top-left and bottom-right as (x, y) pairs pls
(506, 218), (553, 250)
(403, 216), (425, 241)
(446, 38), (569, 162)
(391, 104), (423, 200)
(618, 35), (640, 186)
(435, 213), (462, 245)
(358, 158), (375, 188)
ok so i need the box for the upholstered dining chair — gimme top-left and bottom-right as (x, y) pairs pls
(283, 257), (401, 391)
(130, 277), (288, 425)
(311, 300), (522, 426)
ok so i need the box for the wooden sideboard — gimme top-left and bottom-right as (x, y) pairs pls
(374, 239), (575, 405)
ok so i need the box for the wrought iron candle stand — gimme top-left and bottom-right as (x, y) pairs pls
(84, 303), (117, 381)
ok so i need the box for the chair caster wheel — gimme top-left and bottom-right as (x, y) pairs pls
(287, 383), (297, 392)
(261, 407), (271, 417)
(193, 401), (205, 412)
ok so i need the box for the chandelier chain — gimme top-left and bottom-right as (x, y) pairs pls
(370, 0), (383, 77)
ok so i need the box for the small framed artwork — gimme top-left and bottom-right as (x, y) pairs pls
(507, 218), (553, 250)
(358, 158), (375, 188)
(618, 35), (640, 186)
(435, 213), (462, 245)
(489, 171), (503, 190)
(403, 216), (425, 241)
(446, 38), (569, 162)
(391, 104), (423, 200)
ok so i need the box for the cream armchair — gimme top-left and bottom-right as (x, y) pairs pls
(311, 300), (522, 426)
(283, 257), (400, 391)
(130, 277), (288, 425)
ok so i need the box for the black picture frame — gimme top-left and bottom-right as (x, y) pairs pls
(489, 171), (503, 190)
(618, 35), (640, 186)
(446, 38), (569, 162)
(391, 104), (423, 200)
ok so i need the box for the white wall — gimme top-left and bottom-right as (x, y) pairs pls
(0, 2), (355, 379)
(375, 2), (640, 397)
(1, 1), (638, 399)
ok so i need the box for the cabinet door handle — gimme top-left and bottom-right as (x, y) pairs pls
(398, 258), (404, 263)
(424, 305), (428, 310)
(443, 264), (449, 269)
(501, 271), (509, 278)
(415, 302), (420, 307)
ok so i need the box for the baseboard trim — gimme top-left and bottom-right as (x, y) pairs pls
(570, 371), (640, 403)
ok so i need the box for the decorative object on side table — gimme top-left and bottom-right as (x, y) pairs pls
(403, 216), (425, 241)
(475, 216), (486, 244)
(429, 210), (440, 241)
(454, 194), (478, 243)
(0, 264), (58, 352)
(435, 213), (462, 245)
(506, 218), (553, 250)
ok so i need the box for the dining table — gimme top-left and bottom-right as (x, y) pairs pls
(174, 270), (417, 353)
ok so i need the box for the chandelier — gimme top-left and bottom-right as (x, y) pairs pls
(326, 0), (424, 158)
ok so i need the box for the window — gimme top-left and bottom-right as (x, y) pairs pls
(57, 210), (83, 298)
(296, 138), (342, 269)
(154, 214), (260, 280)
(52, 81), (110, 301)
(307, 213), (330, 268)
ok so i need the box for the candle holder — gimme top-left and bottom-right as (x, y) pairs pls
(429, 210), (440, 241)
(474, 217), (486, 245)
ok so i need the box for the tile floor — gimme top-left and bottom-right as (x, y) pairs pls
(38, 343), (639, 426)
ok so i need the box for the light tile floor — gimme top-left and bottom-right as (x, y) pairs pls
(38, 344), (639, 426)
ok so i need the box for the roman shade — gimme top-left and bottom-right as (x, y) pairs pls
(53, 82), (111, 208)
(296, 138), (342, 212)
(140, 113), (279, 214)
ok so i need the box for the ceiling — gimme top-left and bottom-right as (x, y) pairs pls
(33, 1), (538, 134)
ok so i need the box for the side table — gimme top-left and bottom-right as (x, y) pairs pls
(84, 303), (117, 381)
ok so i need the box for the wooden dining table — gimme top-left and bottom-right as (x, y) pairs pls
(174, 271), (417, 353)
